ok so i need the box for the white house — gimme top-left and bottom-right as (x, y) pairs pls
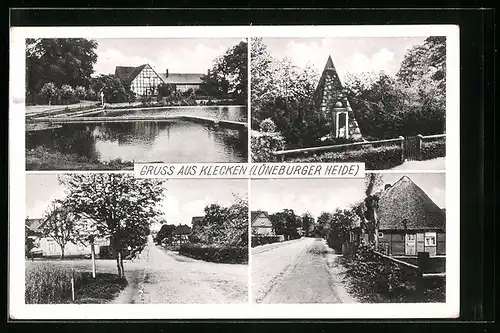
(251, 211), (275, 236)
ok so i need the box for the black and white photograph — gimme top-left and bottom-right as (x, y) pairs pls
(25, 174), (248, 304)
(25, 37), (248, 170)
(250, 37), (446, 170)
(251, 174), (445, 304)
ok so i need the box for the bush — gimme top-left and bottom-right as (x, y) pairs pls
(289, 144), (403, 170)
(178, 244), (248, 264)
(60, 84), (77, 104)
(39, 82), (58, 105)
(251, 119), (287, 162)
(421, 138), (446, 160)
(343, 244), (417, 302)
(251, 235), (281, 247)
(25, 262), (83, 304)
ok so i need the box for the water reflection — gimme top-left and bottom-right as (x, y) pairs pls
(27, 120), (247, 163)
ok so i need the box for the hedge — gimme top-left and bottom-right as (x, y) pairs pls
(288, 144), (403, 170)
(251, 235), (281, 247)
(178, 244), (248, 264)
(421, 139), (446, 160)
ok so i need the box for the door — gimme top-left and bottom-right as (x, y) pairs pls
(405, 233), (416, 255)
(404, 136), (421, 161)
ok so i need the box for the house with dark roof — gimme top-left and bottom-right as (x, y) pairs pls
(251, 211), (275, 236)
(355, 176), (446, 257)
(25, 216), (110, 258)
(114, 64), (204, 96)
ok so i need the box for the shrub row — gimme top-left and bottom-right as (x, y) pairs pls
(288, 144), (403, 170)
(421, 139), (446, 160)
(178, 244), (248, 264)
(251, 235), (281, 247)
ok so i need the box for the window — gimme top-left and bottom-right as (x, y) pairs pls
(378, 232), (384, 238)
(424, 232), (437, 246)
(406, 234), (416, 243)
(48, 242), (56, 252)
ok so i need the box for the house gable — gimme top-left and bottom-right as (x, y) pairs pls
(377, 176), (446, 232)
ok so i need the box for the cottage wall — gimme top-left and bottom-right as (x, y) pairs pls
(38, 237), (110, 258)
(252, 215), (275, 236)
(378, 230), (445, 256)
(130, 65), (163, 96)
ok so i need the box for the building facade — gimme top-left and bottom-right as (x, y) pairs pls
(251, 211), (275, 236)
(115, 64), (204, 96)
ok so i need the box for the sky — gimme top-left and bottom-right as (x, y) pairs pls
(92, 38), (246, 76)
(259, 37), (428, 82)
(25, 175), (247, 229)
(251, 173), (445, 219)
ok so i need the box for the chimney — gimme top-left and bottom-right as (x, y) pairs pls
(165, 69), (169, 78)
(384, 184), (392, 190)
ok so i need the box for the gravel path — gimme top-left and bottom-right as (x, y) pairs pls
(252, 238), (357, 304)
(124, 237), (248, 304)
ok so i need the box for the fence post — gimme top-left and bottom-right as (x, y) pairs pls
(416, 134), (423, 160)
(416, 251), (430, 296)
(71, 268), (75, 302)
(399, 136), (405, 163)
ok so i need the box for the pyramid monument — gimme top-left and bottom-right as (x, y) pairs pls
(313, 56), (363, 140)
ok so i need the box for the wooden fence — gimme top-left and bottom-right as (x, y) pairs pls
(373, 251), (446, 293)
(271, 134), (446, 162)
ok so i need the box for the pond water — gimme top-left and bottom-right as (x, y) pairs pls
(27, 120), (248, 163)
(101, 105), (247, 122)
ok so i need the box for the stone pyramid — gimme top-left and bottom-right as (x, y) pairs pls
(314, 56), (363, 140)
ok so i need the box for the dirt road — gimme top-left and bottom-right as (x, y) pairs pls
(118, 236), (248, 304)
(252, 237), (356, 304)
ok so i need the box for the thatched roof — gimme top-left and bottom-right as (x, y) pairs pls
(115, 65), (148, 84)
(376, 176), (445, 231)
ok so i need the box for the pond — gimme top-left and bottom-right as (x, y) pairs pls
(100, 105), (247, 122)
(26, 120), (248, 164)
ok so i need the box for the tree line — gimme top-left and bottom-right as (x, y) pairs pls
(251, 36), (446, 148)
(26, 38), (247, 106)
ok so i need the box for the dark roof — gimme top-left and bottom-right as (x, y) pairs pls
(324, 55), (335, 71)
(313, 55), (346, 104)
(114, 64), (149, 84)
(26, 218), (45, 233)
(191, 216), (204, 227)
(376, 176), (446, 231)
(159, 73), (204, 85)
(173, 224), (192, 235)
(251, 210), (270, 224)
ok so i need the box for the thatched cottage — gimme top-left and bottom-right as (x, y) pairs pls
(353, 176), (446, 257)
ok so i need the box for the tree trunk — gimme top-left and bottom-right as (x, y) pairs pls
(61, 246), (65, 260)
(119, 252), (125, 277)
(116, 251), (123, 278)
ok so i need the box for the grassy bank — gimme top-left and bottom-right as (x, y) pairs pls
(25, 262), (127, 304)
(26, 146), (134, 171)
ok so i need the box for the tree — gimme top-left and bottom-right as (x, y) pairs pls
(42, 199), (79, 259)
(90, 74), (135, 104)
(39, 82), (58, 105)
(59, 174), (164, 278)
(200, 40), (248, 103)
(75, 86), (86, 105)
(60, 84), (76, 104)
(326, 209), (358, 252)
(315, 212), (333, 238)
(25, 217), (36, 259)
(269, 209), (301, 240)
(301, 212), (315, 237)
(354, 173), (384, 248)
(26, 38), (98, 99)
(191, 194), (248, 246)
(251, 38), (321, 148)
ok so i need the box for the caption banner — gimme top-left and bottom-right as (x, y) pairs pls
(134, 163), (365, 179)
